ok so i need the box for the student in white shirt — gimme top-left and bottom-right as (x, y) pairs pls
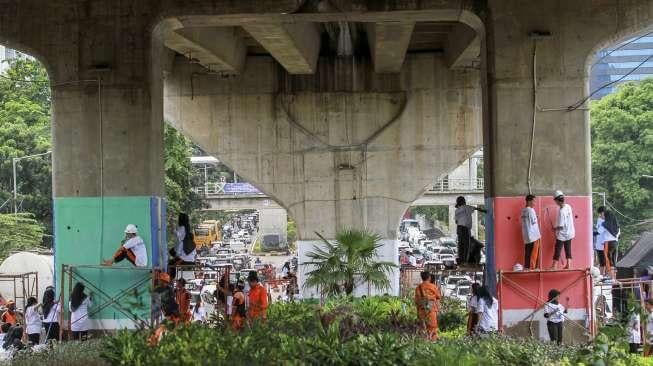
(544, 289), (567, 344)
(41, 286), (61, 342)
(521, 194), (541, 269)
(597, 206), (619, 279)
(192, 300), (207, 323)
(475, 286), (498, 334)
(467, 283), (481, 334)
(169, 213), (197, 278)
(102, 224), (148, 267)
(69, 282), (92, 341)
(551, 191), (575, 269)
(24, 296), (42, 345)
(628, 310), (641, 354)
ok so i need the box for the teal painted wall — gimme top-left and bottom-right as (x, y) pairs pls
(54, 196), (165, 327)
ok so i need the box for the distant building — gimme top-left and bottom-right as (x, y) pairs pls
(616, 231), (653, 278)
(590, 35), (653, 99)
(0, 45), (30, 74)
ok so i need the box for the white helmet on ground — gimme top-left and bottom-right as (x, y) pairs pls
(124, 224), (138, 234)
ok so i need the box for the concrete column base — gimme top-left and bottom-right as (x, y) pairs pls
(297, 239), (399, 299)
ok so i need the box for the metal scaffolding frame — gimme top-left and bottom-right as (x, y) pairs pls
(0, 271), (38, 311)
(59, 264), (154, 340)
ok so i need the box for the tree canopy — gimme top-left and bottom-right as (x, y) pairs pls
(591, 79), (653, 244)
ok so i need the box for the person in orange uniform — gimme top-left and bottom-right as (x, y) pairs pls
(149, 272), (181, 346)
(1, 301), (18, 326)
(415, 271), (442, 341)
(231, 283), (246, 330)
(175, 278), (192, 324)
(247, 272), (268, 322)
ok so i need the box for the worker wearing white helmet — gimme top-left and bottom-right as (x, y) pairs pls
(102, 224), (148, 267)
(551, 191), (575, 270)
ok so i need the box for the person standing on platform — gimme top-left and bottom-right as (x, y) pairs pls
(455, 196), (486, 265)
(169, 213), (196, 279)
(544, 289), (567, 344)
(521, 194), (541, 270)
(102, 224), (148, 267)
(41, 286), (61, 342)
(597, 206), (619, 279)
(247, 272), (268, 322)
(415, 271), (442, 341)
(628, 307), (641, 354)
(551, 191), (575, 270)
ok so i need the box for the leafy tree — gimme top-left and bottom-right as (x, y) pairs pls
(164, 124), (203, 237)
(0, 57), (52, 232)
(591, 79), (653, 245)
(303, 229), (396, 296)
(0, 213), (45, 260)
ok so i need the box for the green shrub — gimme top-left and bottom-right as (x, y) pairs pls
(10, 339), (110, 366)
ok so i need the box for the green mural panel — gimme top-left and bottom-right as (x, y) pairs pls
(54, 196), (163, 327)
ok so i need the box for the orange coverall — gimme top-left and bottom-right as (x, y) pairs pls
(415, 281), (442, 341)
(248, 283), (268, 321)
(175, 288), (191, 324)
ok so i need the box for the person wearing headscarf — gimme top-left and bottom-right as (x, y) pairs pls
(69, 282), (92, 341)
(42, 286), (61, 342)
(597, 206), (619, 279)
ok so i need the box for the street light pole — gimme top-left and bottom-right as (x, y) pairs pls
(12, 151), (52, 215)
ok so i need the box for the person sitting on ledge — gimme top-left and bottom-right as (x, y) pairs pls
(102, 224), (148, 267)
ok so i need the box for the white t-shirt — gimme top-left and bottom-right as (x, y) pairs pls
(175, 226), (196, 263)
(596, 218), (618, 244)
(25, 305), (42, 335)
(544, 302), (565, 323)
(70, 297), (92, 332)
(123, 236), (148, 267)
(408, 255), (417, 267)
(226, 295), (233, 315)
(520, 207), (541, 244)
(594, 218), (605, 251)
(476, 297), (498, 332)
(646, 311), (653, 337)
(556, 204), (575, 241)
(44, 301), (61, 323)
(193, 306), (206, 322)
(629, 313), (641, 344)
(455, 205), (475, 229)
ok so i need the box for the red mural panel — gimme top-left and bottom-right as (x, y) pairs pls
(493, 196), (593, 271)
(498, 269), (591, 311)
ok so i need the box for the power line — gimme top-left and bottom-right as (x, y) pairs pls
(605, 200), (649, 224)
(591, 31), (653, 68)
(567, 53), (653, 111)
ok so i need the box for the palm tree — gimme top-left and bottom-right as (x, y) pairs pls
(303, 229), (397, 297)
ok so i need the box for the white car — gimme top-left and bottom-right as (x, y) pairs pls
(454, 285), (472, 303)
(444, 275), (472, 295)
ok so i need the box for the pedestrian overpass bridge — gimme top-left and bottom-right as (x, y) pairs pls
(197, 178), (485, 211)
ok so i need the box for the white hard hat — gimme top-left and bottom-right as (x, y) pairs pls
(124, 224), (138, 234)
(513, 263), (523, 272)
(553, 190), (565, 199)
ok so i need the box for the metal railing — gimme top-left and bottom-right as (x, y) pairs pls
(428, 178), (484, 193)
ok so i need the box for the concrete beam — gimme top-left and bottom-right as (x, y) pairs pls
(366, 22), (415, 73)
(163, 19), (246, 73)
(242, 22), (320, 74)
(445, 23), (479, 69)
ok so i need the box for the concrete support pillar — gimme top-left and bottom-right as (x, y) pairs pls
(49, 26), (168, 329)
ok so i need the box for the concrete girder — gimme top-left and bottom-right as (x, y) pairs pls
(242, 22), (320, 74)
(161, 18), (246, 73)
(445, 23), (479, 69)
(164, 53), (482, 240)
(366, 22), (415, 73)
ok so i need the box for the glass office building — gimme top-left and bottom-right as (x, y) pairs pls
(590, 35), (653, 99)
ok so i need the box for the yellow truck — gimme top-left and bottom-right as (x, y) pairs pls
(193, 220), (222, 249)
